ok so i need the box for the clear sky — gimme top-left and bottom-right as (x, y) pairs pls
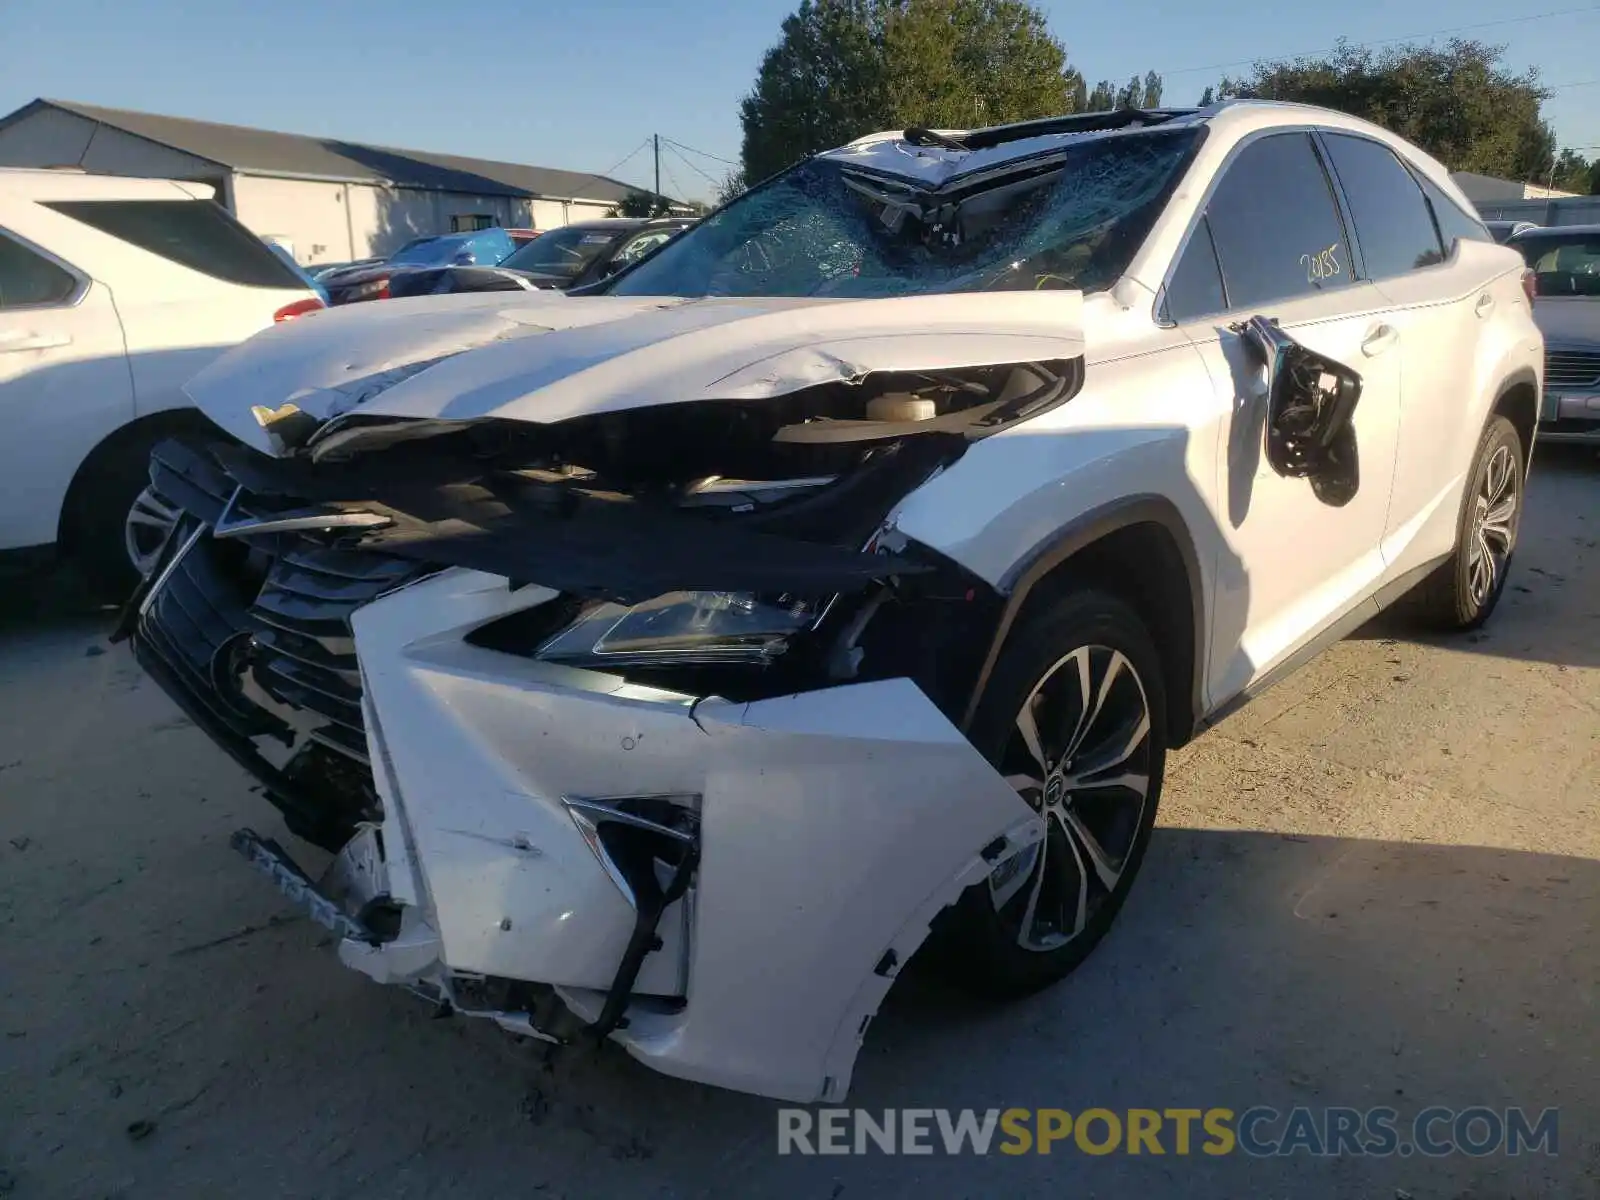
(2, 0), (1597, 201)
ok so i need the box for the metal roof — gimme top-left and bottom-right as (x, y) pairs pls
(0, 99), (668, 204)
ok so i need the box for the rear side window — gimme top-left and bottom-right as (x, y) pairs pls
(1321, 134), (1445, 277)
(1204, 133), (1354, 309)
(43, 199), (307, 289)
(1164, 215), (1227, 322)
(1414, 175), (1492, 252)
(0, 232), (79, 308)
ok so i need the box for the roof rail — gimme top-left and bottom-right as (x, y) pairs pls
(959, 107), (1199, 151)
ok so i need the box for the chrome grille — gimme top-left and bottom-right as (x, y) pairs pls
(245, 544), (418, 761)
(130, 438), (427, 848)
(1545, 349), (1600, 390)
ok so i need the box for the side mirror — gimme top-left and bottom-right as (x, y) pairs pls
(1235, 315), (1363, 507)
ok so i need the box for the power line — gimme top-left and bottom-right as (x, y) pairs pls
(1160, 4), (1600, 77)
(659, 160), (690, 202)
(565, 138), (654, 201)
(662, 136), (739, 168)
(665, 140), (723, 188)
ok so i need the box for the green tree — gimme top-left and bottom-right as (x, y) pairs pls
(738, 0), (1087, 182)
(1115, 74), (1143, 109)
(1197, 84), (1215, 106)
(1548, 147), (1595, 193)
(1143, 69), (1163, 107)
(1087, 79), (1115, 110)
(608, 190), (674, 218)
(1069, 72), (1088, 113)
(714, 168), (748, 207)
(1215, 39), (1556, 182)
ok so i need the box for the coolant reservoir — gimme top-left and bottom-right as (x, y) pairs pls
(866, 393), (936, 422)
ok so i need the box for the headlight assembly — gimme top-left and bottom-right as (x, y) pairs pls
(535, 590), (828, 668)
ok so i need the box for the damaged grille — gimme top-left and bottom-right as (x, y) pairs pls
(131, 440), (423, 849)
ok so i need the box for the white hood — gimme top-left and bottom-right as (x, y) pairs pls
(184, 288), (1085, 456)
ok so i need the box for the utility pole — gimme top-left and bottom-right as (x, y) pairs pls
(654, 133), (661, 208)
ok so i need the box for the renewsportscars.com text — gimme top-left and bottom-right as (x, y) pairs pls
(777, 1106), (1559, 1157)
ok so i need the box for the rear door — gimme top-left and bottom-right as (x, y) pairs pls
(1316, 132), (1502, 575)
(0, 226), (132, 551)
(1163, 131), (1403, 703)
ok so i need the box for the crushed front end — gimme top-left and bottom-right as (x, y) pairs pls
(122, 325), (1082, 1101)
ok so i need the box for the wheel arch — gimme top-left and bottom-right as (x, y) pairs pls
(56, 407), (222, 550)
(1490, 366), (1539, 466)
(960, 495), (1207, 749)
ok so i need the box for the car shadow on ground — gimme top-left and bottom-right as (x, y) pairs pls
(4, 817), (1594, 1200)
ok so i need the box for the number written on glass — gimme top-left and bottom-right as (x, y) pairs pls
(1299, 243), (1342, 284)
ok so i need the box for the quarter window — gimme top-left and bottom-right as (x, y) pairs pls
(1321, 134), (1444, 278)
(44, 199), (307, 289)
(1164, 215), (1227, 322)
(0, 233), (79, 308)
(1203, 133), (1353, 309)
(1413, 174), (1492, 253)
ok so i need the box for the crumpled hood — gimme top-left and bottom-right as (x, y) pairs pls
(184, 287), (1085, 456)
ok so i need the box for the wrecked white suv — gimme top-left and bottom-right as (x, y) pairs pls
(118, 101), (1542, 1103)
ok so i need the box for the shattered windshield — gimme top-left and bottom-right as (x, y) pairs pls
(608, 127), (1200, 299)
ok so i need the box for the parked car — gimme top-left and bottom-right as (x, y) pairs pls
(0, 169), (321, 588)
(1509, 223), (1600, 443)
(264, 241), (330, 305)
(125, 101), (1540, 1104)
(1485, 219), (1539, 244)
(322, 228), (517, 305)
(308, 257), (381, 281)
(387, 217), (692, 298)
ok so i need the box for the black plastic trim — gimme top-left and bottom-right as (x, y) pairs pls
(960, 494), (1207, 742)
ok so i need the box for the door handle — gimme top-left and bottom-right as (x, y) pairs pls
(1360, 324), (1398, 357)
(1475, 293), (1496, 318)
(0, 330), (71, 352)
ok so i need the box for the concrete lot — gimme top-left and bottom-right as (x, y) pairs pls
(1, 449), (1596, 1200)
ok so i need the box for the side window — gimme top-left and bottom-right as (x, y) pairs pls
(1164, 215), (1227, 322)
(1321, 134), (1444, 277)
(44, 200), (307, 290)
(1413, 173), (1492, 253)
(1204, 133), (1353, 309)
(0, 232), (79, 309)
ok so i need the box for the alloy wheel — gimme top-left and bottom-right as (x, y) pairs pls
(1467, 444), (1517, 608)
(124, 485), (179, 579)
(987, 644), (1154, 952)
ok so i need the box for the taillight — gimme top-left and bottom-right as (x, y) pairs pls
(274, 296), (326, 322)
(1522, 269), (1537, 304)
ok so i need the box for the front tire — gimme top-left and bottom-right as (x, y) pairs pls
(1417, 415), (1523, 631)
(932, 589), (1167, 998)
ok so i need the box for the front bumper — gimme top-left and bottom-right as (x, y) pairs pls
(1539, 387), (1600, 444)
(128, 463), (1039, 1102)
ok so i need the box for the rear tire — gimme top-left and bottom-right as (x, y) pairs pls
(930, 588), (1167, 999)
(1415, 415), (1522, 631)
(62, 429), (173, 602)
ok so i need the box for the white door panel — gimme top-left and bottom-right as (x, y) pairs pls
(1372, 244), (1505, 570)
(1183, 283), (1401, 702)
(0, 279), (132, 550)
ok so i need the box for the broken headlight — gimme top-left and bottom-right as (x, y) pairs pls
(535, 591), (826, 668)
